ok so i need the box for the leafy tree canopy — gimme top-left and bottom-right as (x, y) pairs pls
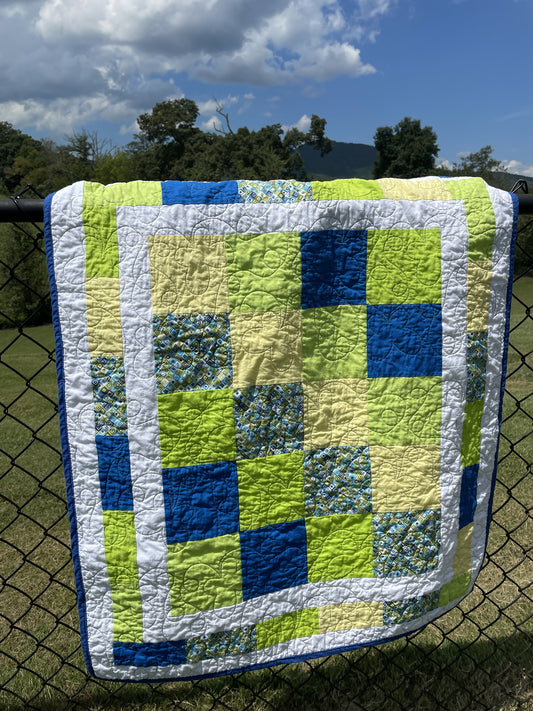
(373, 117), (439, 179)
(128, 99), (332, 182)
(0, 122), (41, 194)
(438, 145), (507, 185)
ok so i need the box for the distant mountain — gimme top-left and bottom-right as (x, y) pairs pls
(299, 142), (533, 189)
(299, 141), (377, 180)
(488, 171), (532, 191)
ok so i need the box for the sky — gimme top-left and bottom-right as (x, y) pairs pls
(1, 0), (533, 176)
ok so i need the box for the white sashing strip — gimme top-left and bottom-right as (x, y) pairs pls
(470, 187), (515, 572)
(50, 183), (115, 676)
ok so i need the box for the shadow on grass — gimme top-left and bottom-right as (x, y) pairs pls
(3, 629), (532, 711)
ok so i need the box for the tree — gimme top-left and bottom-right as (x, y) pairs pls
(373, 117), (439, 179)
(438, 145), (507, 186)
(130, 99), (205, 179)
(0, 122), (41, 195)
(128, 99), (331, 182)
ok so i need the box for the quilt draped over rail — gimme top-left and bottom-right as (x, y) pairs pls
(44, 177), (518, 680)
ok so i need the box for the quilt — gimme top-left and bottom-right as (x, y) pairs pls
(44, 176), (518, 680)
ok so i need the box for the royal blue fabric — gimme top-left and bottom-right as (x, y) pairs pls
(162, 180), (239, 205)
(300, 229), (367, 308)
(162, 461), (239, 543)
(459, 464), (479, 528)
(95, 435), (134, 511)
(240, 519), (308, 600)
(114, 640), (187, 667)
(367, 303), (442, 378)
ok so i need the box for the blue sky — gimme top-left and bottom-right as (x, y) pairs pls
(1, 0), (532, 176)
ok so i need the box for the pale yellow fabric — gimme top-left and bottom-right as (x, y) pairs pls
(466, 261), (492, 332)
(304, 378), (368, 449)
(318, 602), (384, 633)
(230, 310), (303, 387)
(371, 444), (441, 512)
(148, 234), (230, 314)
(86, 276), (123, 356)
(378, 178), (453, 201)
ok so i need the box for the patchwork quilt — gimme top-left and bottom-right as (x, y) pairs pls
(44, 177), (517, 680)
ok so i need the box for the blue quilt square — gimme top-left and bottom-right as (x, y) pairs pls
(367, 303), (442, 378)
(240, 519), (308, 600)
(162, 461), (239, 543)
(114, 640), (187, 667)
(459, 464), (478, 528)
(300, 229), (367, 309)
(162, 180), (239, 205)
(233, 383), (304, 460)
(95, 435), (133, 511)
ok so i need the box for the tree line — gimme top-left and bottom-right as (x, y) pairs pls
(0, 104), (530, 327)
(0, 99), (332, 197)
(0, 105), (514, 198)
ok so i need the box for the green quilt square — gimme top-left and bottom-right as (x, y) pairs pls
(367, 376), (442, 446)
(226, 232), (301, 312)
(302, 305), (367, 381)
(167, 533), (242, 616)
(438, 572), (471, 607)
(158, 389), (236, 468)
(366, 229), (442, 304)
(445, 179), (495, 261)
(461, 399), (484, 468)
(306, 513), (373, 581)
(237, 452), (305, 530)
(256, 608), (319, 650)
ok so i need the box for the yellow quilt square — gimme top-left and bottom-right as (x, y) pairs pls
(231, 310), (302, 387)
(86, 277), (123, 356)
(148, 234), (229, 314)
(304, 378), (368, 450)
(378, 178), (453, 202)
(370, 444), (441, 512)
(466, 260), (492, 332)
(318, 601), (383, 633)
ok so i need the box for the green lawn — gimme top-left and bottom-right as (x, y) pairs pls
(0, 280), (532, 711)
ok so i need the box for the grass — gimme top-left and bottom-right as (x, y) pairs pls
(0, 279), (532, 711)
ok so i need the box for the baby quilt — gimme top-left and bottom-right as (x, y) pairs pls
(44, 177), (517, 680)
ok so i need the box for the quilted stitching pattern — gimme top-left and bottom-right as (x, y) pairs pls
(44, 176), (517, 680)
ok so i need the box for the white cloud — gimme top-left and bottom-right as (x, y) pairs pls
(0, 96), (114, 133)
(34, 0), (381, 85)
(503, 160), (533, 178)
(199, 116), (223, 132)
(197, 95), (241, 132)
(197, 96), (239, 116)
(282, 114), (312, 133)
(0, 0), (394, 135)
(286, 43), (375, 81)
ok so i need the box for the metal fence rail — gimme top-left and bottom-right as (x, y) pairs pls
(0, 185), (532, 710)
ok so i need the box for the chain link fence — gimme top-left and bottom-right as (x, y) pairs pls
(1, 185), (532, 710)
